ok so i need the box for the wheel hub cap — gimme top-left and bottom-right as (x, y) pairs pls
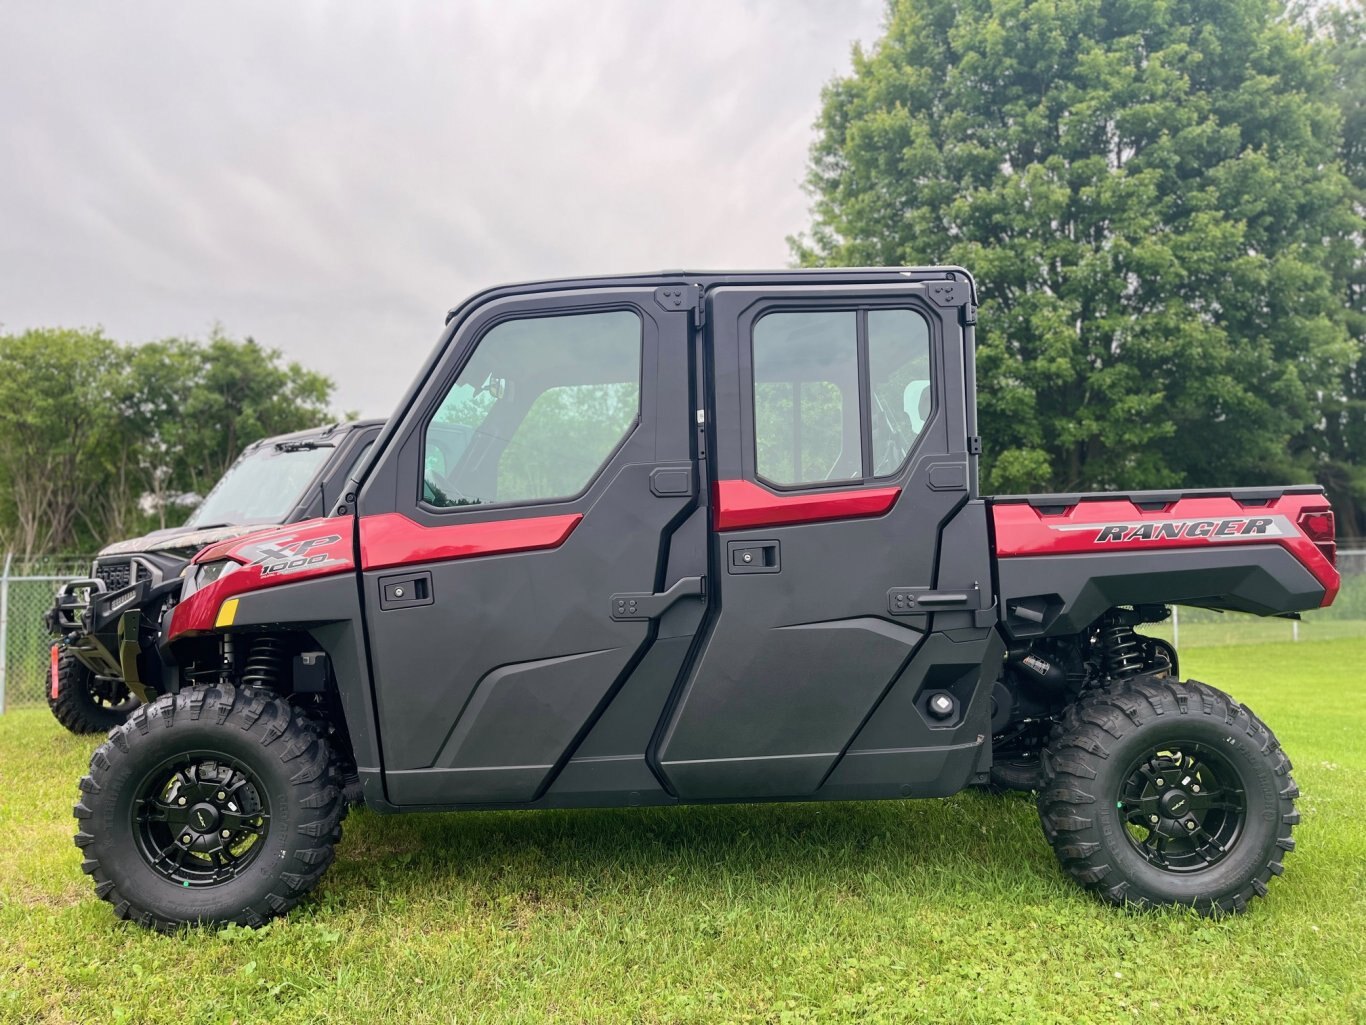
(1159, 790), (1191, 817)
(189, 803), (220, 833)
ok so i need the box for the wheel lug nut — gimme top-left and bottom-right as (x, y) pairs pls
(177, 797), (187, 806)
(1192, 785), (1200, 793)
(181, 834), (192, 844)
(1156, 779), (1165, 787)
(1185, 821), (1195, 831)
(217, 791), (226, 800)
(221, 830), (231, 839)
(1150, 815), (1159, 824)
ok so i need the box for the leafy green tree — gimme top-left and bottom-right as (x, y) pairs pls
(0, 329), (123, 557)
(1306, 0), (1366, 534)
(0, 328), (338, 555)
(794, 0), (1363, 511)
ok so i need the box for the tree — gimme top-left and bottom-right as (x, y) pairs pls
(0, 328), (339, 556)
(0, 329), (123, 558)
(793, 0), (1363, 512)
(1305, 0), (1366, 534)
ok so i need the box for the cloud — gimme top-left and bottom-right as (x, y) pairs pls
(0, 1), (883, 414)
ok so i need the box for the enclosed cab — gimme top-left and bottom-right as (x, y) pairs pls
(71, 269), (1337, 931)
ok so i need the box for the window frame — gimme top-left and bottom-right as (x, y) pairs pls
(748, 304), (936, 492)
(417, 305), (645, 514)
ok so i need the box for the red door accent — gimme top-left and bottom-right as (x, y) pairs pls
(712, 479), (901, 531)
(359, 511), (583, 571)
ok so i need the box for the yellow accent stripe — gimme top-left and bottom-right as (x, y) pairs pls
(215, 597), (239, 628)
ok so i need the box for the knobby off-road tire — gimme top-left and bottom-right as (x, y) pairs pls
(48, 649), (139, 735)
(74, 682), (345, 931)
(1038, 676), (1298, 915)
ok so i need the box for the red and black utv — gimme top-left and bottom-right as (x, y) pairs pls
(46, 420), (382, 733)
(73, 268), (1337, 930)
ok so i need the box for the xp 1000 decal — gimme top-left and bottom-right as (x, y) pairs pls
(247, 534), (346, 577)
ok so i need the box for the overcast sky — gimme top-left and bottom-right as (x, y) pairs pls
(0, 2), (884, 415)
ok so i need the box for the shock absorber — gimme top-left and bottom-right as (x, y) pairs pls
(1101, 619), (1145, 678)
(241, 636), (287, 689)
(220, 634), (236, 686)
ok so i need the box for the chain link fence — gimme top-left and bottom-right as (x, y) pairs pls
(1, 549), (1363, 712)
(1151, 548), (1366, 648)
(0, 554), (92, 711)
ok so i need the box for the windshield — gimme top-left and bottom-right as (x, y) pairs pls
(183, 443), (335, 528)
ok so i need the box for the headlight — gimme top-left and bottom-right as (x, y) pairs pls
(198, 560), (241, 585)
(180, 559), (241, 600)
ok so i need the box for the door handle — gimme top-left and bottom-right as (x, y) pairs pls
(887, 583), (982, 615)
(379, 570), (434, 610)
(726, 540), (780, 574)
(610, 576), (705, 621)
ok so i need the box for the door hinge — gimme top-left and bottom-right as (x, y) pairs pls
(962, 303), (977, 326)
(967, 435), (982, 456)
(653, 283), (703, 325)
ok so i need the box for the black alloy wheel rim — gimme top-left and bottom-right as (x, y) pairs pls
(1116, 740), (1247, 873)
(90, 675), (136, 710)
(132, 753), (271, 887)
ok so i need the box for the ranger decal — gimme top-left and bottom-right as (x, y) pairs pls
(1052, 515), (1294, 544)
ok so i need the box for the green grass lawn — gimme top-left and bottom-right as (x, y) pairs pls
(2, 639), (1364, 1025)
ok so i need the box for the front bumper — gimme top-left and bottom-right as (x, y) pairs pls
(49, 571), (183, 702)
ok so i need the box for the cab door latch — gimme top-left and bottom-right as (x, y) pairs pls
(610, 576), (705, 621)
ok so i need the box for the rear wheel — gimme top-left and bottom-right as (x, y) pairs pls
(1038, 676), (1297, 914)
(48, 649), (139, 735)
(74, 683), (344, 931)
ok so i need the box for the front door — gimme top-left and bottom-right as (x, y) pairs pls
(357, 284), (703, 806)
(656, 283), (976, 799)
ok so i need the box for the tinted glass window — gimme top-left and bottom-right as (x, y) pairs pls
(423, 310), (640, 507)
(750, 307), (932, 486)
(867, 310), (932, 475)
(752, 311), (861, 486)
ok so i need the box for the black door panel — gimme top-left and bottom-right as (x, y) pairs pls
(658, 610), (924, 798)
(359, 286), (703, 807)
(656, 284), (975, 800)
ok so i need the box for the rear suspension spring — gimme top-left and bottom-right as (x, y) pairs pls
(1101, 622), (1144, 678)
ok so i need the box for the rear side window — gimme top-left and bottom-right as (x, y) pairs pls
(868, 310), (932, 475)
(751, 308), (931, 487)
(752, 312), (860, 486)
(423, 310), (641, 507)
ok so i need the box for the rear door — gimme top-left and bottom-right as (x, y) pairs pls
(356, 283), (703, 806)
(655, 281), (980, 799)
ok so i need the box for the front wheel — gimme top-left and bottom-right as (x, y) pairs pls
(1038, 677), (1298, 915)
(74, 683), (345, 931)
(48, 649), (139, 735)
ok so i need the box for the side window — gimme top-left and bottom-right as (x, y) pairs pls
(752, 312), (860, 486)
(868, 310), (932, 475)
(423, 310), (641, 507)
(751, 307), (931, 486)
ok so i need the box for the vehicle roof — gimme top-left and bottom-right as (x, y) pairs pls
(240, 418), (385, 453)
(443, 266), (977, 323)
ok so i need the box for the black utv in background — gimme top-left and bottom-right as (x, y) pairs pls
(46, 419), (382, 733)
